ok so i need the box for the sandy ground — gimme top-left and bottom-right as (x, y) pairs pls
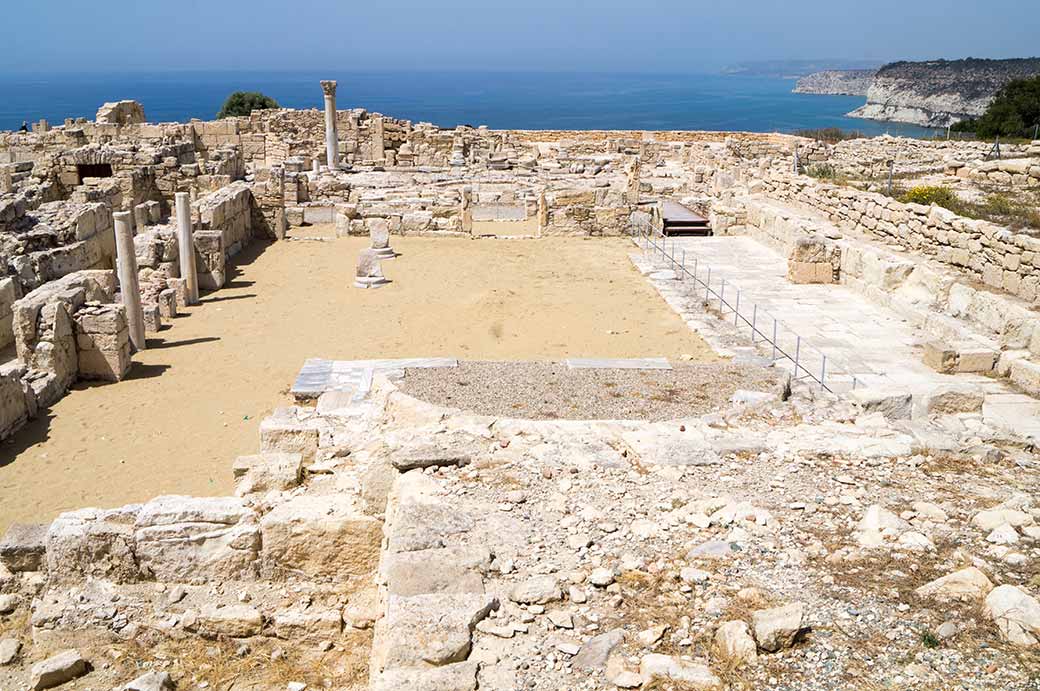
(0, 229), (716, 532)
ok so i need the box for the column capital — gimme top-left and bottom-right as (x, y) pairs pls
(320, 80), (338, 97)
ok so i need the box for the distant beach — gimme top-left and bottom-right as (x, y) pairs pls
(0, 70), (937, 136)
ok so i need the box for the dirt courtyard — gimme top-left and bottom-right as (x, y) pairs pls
(0, 229), (717, 532)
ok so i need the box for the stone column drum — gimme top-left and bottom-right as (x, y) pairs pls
(113, 211), (147, 351)
(321, 80), (339, 170)
(175, 192), (200, 305)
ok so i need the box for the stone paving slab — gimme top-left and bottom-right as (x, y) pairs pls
(292, 357), (459, 399)
(565, 358), (672, 370)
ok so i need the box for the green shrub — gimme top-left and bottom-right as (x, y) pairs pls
(217, 92), (280, 119)
(899, 185), (960, 209)
(951, 75), (1040, 138)
(794, 127), (866, 143)
(806, 163), (839, 180)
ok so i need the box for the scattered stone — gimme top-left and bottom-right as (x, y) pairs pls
(29, 649), (90, 690)
(752, 602), (806, 652)
(0, 638), (21, 666)
(915, 567), (994, 602)
(589, 567), (615, 587)
(509, 576), (562, 604)
(984, 585), (1040, 647)
(547, 610), (574, 629)
(679, 567), (711, 584)
(715, 620), (758, 665)
(572, 629), (625, 671)
(0, 593), (19, 614)
(987, 523), (1020, 544)
(123, 671), (176, 691)
(639, 653), (721, 688)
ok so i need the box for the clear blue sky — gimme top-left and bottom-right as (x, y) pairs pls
(3, 0), (1038, 74)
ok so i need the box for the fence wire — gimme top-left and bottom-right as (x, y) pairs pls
(632, 226), (859, 393)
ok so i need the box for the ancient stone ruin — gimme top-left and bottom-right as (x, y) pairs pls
(1, 82), (1040, 691)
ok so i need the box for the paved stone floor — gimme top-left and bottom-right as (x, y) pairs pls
(638, 235), (1040, 441)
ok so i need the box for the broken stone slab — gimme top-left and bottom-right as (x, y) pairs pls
(921, 383), (986, 415)
(197, 605), (263, 638)
(572, 628), (626, 671)
(915, 567), (994, 602)
(260, 493), (382, 580)
(621, 429), (718, 466)
(259, 407), (322, 462)
(751, 602), (806, 652)
(386, 500), (474, 553)
(848, 388), (912, 420)
(715, 620), (757, 665)
(509, 575), (562, 604)
(47, 506), (140, 583)
(639, 654), (721, 688)
(376, 592), (497, 668)
(0, 637), (20, 665)
(121, 671), (176, 691)
(984, 585), (1040, 647)
(972, 506), (1036, 532)
(232, 452), (304, 496)
(388, 438), (481, 471)
(854, 504), (911, 547)
(381, 545), (490, 597)
(134, 496), (260, 582)
(371, 661), (478, 691)
(0, 522), (48, 572)
(30, 649), (90, 690)
(922, 340), (996, 374)
(0, 593), (19, 614)
(270, 608), (343, 640)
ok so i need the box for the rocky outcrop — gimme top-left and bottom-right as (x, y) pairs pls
(848, 58), (1040, 127)
(793, 70), (876, 96)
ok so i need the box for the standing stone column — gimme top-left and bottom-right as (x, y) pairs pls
(320, 80), (339, 170)
(175, 192), (200, 305)
(113, 211), (146, 351)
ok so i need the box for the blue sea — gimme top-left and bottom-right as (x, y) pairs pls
(0, 70), (936, 137)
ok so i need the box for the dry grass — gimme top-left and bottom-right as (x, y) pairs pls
(118, 630), (371, 691)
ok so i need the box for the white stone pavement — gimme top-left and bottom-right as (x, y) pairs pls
(637, 235), (1040, 441)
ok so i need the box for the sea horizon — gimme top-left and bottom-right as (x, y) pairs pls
(0, 69), (936, 137)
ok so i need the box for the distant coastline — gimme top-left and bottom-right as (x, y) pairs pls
(0, 70), (938, 137)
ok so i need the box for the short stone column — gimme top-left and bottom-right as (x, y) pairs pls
(113, 211), (147, 351)
(175, 192), (200, 305)
(368, 218), (395, 259)
(354, 249), (389, 289)
(320, 80), (339, 170)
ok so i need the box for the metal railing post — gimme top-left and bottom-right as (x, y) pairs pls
(734, 289), (741, 326)
(794, 335), (802, 377)
(820, 354), (827, 390)
(771, 318), (777, 360)
(751, 304), (758, 342)
(680, 250), (685, 281)
(719, 280), (726, 313)
(705, 267), (711, 301)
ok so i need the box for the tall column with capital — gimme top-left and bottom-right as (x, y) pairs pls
(321, 80), (340, 170)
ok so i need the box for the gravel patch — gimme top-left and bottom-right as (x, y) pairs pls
(398, 360), (781, 421)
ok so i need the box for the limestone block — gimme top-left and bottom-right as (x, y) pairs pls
(157, 289), (177, 319)
(1009, 358), (1040, 396)
(848, 388), (912, 420)
(381, 545), (491, 597)
(752, 602), (806, 652)
(921, 384), (985, 415)
(231, 452), (303, 496)
(134, 496), (260, 581)
(197, 605), (263, 638)
(370, 662), (478, 691)
(922, 340), (957, 373)
(638, 654), (721, 688)
(0, 522), (48, 572)
(47, 506), (140, 582)
(375, 592), (497, 669)
(142, 303), (162, 332)
(270, 608), (343, 640)
(259, 407), (321, 462)
(259, 494), (382, 580)
(787, 261), (833, 284)
(0, 371), (29, 440)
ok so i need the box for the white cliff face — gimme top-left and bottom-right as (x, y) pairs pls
(848, 58), (1040, 128)
(793, 70), (876, 97)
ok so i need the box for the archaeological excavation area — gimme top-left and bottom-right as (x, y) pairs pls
(0, 84), (1039, 691)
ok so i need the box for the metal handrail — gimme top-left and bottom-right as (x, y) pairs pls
(632, 225), (857, 393)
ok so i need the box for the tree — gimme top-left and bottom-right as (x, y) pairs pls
(952, 75), (1040, 138)
(217, 92), (279, 119)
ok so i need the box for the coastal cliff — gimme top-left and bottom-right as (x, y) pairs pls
(793, 70), (876, 96)
(848, 58), (1040, 128)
